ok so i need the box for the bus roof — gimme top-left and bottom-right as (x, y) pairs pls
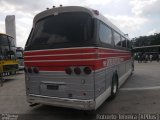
(33, 6), (129, 40)
(0, 33), (14, 38)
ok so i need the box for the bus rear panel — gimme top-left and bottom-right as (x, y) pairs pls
(24, 6), (133, 110)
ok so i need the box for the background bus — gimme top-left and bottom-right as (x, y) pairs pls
(0, 33), (18, 76)
(16, 47), (24, 70)
(24, 6), (133, 110)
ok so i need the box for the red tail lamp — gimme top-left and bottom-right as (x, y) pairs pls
(65, 67), (72, 75)
(74, 67), (81, 75)
(33, 67), (39, 73)
(84, 67), (92, 75)
(28, 67), (32, 73)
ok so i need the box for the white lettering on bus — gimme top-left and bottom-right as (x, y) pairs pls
(105, 57), (124, 67)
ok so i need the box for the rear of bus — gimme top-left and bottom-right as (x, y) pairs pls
(24, 6), (101, 110)
(0, 34), (18, 76)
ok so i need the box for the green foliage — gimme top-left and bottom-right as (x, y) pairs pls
(132, 33), (160, 47)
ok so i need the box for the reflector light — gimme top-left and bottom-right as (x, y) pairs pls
(84, 67), (92, 75)
(93, 10), (99, 15)
(74, 67), (81, 75)
(65, 67), (72, 75)
(28, 67), (32, 73)
(33, 67), (39, 73)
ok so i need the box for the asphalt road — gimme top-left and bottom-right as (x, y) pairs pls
(0, 61), (160, 120)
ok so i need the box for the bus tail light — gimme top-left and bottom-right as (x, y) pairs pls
(83, 67), (92, 75)
(28, 67), (32, 73)
(65, 67), (72, 75)
(74, 67), (81, 75)
(33, 67), (39, 73)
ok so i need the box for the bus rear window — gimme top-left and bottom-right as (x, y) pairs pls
(26, 12), (94, 50)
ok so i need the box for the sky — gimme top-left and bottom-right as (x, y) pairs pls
(0, 0), (160, 48)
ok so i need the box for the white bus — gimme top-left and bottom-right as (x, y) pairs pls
(24, 6), (134, 110)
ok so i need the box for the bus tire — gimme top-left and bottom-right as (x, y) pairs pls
(131, 63), (134, 76)
(110, 74), (118, 99)
(132, 63), (134, 71)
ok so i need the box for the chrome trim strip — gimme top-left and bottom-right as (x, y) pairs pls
(25, 47), (95, 53)
(25, 53), (96, 57)
(97, 47), (130, 53)
(27, 94), (95, 110)
(25, 58), (99, 62)
(25, 56), (131, 62)
(25, 52), (130, 58)
(25, 47), (130, 53)
(28, 94), (93, 102)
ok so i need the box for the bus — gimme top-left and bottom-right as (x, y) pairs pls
(24, 6), (134, 110)
(16, 47), (24, 70)
(0, 33), (18, 76)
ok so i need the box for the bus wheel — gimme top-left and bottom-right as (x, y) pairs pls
(110, 75), (118, 99)
(132, 63), (134, 71)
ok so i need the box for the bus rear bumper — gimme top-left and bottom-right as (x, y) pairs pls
(27, 94), (96, 110)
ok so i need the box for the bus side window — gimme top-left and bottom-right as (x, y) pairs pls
(113, 31), (121, 47)
(99, 22), (112, 45)
(126, 39), (132, 49)
(121, 37), (126, 48)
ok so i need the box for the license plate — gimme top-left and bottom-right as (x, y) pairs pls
(47, 84), (59, 90)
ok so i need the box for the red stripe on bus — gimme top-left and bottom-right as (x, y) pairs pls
(24, 47), (132, 72)
(25, 60), (101, 70)
(24, 54), (131, 61)
(25, 56), (131, 71)
(24, 48), (97, 56)
(24, 54), (97, 61)
(24, 48), (130, 56)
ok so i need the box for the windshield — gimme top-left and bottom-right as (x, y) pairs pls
(26, 12), (94, 50)
(0, 35), (16, 60)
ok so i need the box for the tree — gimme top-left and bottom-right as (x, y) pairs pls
(133, 33), (160, 47)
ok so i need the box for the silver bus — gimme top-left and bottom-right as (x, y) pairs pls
(24, 6), (134, 110)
